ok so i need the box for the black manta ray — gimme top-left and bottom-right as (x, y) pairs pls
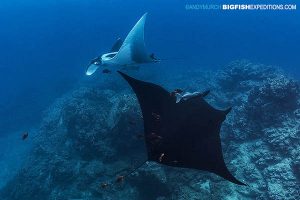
(118, 71), (246, 186)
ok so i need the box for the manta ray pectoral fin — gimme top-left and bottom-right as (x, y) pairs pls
(111, 38), (123, 52)
(223, 107), (232, 115)
(215, 164), (247, 186)
(217, 107), (232, 122)
(109, 13), (152, 65)
(117, 71), (170, 100)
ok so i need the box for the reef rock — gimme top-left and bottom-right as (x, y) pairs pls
(1, 61), (299, 200)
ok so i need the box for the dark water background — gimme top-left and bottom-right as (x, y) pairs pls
(0, 0), (299, 135)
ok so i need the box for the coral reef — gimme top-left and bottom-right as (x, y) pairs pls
(1, 60), (299, 199)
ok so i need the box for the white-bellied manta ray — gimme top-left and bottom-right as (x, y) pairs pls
(86, 13), (159, 76)
(117, 71), (246, 186)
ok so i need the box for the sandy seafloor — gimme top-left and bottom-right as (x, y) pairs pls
(0, 60), (299, 200)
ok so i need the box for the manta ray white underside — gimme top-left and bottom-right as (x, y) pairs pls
(86, 13), (155, 76)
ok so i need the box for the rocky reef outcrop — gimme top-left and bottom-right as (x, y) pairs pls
(1, 60), (299, 200)
(216, 60), (300, 199)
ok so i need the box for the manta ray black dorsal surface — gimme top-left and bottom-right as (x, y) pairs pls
(118, 71), (246, 186)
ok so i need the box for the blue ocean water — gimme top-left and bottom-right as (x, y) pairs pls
(0, 0), (299, 134)
(0, 1), (299, 199)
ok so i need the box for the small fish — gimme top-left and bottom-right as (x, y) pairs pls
(102, 69), (111, 74)
(22, 132), (29, 140)
(172, 160), (178, 164)
(101, 183), (109, 189)
(116, 175), (125, 183)
(151, 112), (161, 120)
(174, 88), (183, 93)
(159, 153), (165, 162)
(148, 132), (162, 140)
(148, 132), (163, 145)
(149, 53), (160, 62)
